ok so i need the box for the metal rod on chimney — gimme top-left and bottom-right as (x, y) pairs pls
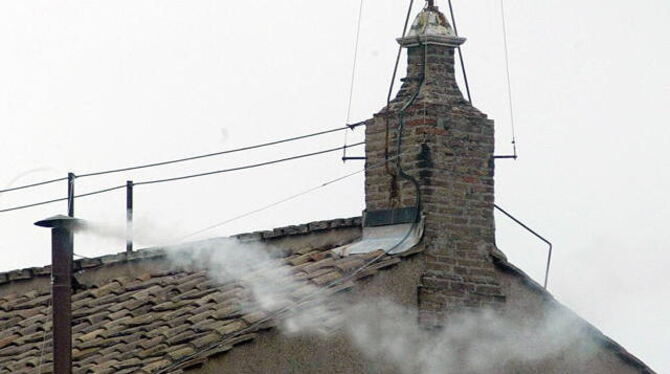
(126, 180), (133, 253)
(35, 215), (81, 374)
(493, 204), (553, 289)
(447, 0), (473, 104)
(67, 173), (76, 217)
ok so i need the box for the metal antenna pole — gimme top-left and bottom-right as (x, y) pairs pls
(35, 215), (82, 374)
(126, 181), (133, 253)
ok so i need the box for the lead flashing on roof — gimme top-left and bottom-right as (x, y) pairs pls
(333, 216), (424, 256)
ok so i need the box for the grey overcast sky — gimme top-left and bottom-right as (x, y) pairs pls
(1, 0), (668, 371)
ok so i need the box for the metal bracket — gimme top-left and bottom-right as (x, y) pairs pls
(346, 121), (366, 130)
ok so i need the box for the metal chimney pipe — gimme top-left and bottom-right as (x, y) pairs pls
(35, 214), (82, 374)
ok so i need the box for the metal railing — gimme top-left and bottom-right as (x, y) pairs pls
(494, 204), (553, 289)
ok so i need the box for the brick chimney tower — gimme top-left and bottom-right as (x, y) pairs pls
(364, 3), (504, 324)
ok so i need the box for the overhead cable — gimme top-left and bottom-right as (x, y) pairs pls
(78, 125), (364, 178)
(0, 177), (68, 194)
(0, 143), (363, 214)
(0, 124), (365, 196)
(175, 170), (365, 241)
(0, 185), (126, 214)
(174, 150), (407, 243)
(134, 142), (363, 186)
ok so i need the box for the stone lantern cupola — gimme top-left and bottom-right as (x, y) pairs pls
(363, 3), (504, 325)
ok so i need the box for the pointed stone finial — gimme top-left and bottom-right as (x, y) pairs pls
(397, 6), (465, 48)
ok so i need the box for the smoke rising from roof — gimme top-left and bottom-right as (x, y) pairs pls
(346, 300), (597, 373)
(163, 238), (599, 373)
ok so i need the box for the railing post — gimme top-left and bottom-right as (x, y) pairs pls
(126, 180), (133, 253)
(67, 173), (76, 217)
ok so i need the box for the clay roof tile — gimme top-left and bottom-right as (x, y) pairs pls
(0, 218), (427, 373)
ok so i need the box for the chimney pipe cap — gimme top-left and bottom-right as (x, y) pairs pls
(35, 214), (84, 229)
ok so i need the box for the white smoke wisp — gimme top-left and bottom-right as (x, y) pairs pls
(344, 300), (598, 374)
(166, 238), (337, 336)
(75, 219), (337, 335)
(75, 214), (192, 248)
(76, 221), (126, 243)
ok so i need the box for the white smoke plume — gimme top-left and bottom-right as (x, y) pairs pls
(163, 238), (598, 373)
(344, 300), (597, 374)
(73, 222), (600, 373)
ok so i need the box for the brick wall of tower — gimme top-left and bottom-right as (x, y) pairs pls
(365, 43), (504, 326)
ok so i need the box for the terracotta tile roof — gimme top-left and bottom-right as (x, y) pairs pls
(0, 218), (403, 373)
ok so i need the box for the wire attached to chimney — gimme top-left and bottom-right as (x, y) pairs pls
(447, 0), (472, 104)
(342, 0), (365, 162)
(500, 0), (518, 158)
(384, 0), (416, 176)
(391, 0), (431, 222)
(387, 0), (416, 107)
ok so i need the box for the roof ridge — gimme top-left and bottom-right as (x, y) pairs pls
(0, 216), (362, 287)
